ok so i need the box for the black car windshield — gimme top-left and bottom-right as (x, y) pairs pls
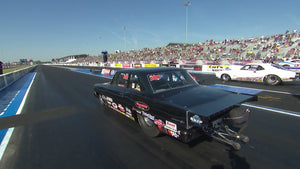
(148, 70), (197, 93)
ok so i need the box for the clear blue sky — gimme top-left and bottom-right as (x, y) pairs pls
(1, 0), (299, 62)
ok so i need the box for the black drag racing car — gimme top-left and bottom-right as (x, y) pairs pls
(93, 67), (256, 150)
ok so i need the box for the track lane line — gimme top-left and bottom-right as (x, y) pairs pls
(212, 84), (293, 95)
(0, 73), (36, 161)
(242, 103), (300, 118)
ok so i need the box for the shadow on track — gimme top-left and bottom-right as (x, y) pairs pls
(0, 106), (78, 130)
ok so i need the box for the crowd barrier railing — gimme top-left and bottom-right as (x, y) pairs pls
(0, 65), (37, 91)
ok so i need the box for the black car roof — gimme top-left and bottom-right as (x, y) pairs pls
(116, 67), (183, 74)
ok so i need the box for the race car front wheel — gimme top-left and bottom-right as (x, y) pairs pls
(264, 75), (281, 85)
(137, 114), (160, 137)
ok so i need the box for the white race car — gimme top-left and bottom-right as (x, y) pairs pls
(215, 63), (297, 85)
(278, 59), (300, 67)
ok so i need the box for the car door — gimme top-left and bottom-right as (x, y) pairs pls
(234, 65), (263, 82)
(102, 72), (132, 117)
(233, 65), (253, 81)
(241, 65), (265, 82)
(107, 72), (145, 121)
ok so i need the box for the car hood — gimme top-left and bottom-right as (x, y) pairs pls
(156, 85), (254, 117)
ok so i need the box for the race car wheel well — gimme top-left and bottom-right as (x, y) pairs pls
(137, 114), (160, 137)
(221, 74), (231, 81)
(282, 64), (290, 67)
(263, 74), (282, 85)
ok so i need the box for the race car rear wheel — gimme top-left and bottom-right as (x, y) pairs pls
(137, 114), (160, 137)
(264, 75), (281, 85)
(221, 74), (231, 81)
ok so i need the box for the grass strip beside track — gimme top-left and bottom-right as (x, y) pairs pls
(3, 65), (31, 74)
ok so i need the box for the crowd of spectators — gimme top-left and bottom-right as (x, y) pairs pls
(69, 29), (300, 65)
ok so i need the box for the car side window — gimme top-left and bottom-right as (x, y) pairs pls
(249, 65), (258, 71)
(257, 65), (264, 70)
(129, 74), (142, 91)
(114, 73), (129, 88)
(241, 65), (250, 70)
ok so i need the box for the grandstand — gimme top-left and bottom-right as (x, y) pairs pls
(63, 30), (300, 65)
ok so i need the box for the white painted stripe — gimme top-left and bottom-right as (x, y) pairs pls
(242, 103), (300, 118)
(0, 73), (37, 161)
(215, 84), (293, 95)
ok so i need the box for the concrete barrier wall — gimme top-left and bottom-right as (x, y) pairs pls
(0, 65), (37, 91)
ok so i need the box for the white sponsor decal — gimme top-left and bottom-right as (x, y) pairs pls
(165, 120), (177, 131)
(142, 112), (154, 121)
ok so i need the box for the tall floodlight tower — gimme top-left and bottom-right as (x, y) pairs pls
(123, 26), (127, 51)
(184, 1), (191, 44)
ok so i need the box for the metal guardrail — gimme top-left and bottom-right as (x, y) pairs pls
(0, 65), (37, 91)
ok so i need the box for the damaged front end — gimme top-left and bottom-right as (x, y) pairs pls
(188, 106), (251, 150)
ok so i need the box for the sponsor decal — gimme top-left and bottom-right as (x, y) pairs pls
(114, 63), (122, 68)
(118, 104), (125, 112)
(102, 95), (113, 102)
(149, 74), (161, 81)
(165, 120), (177, 131)
(144, 64), (158, 68)
(142, 112), (154, 121)
(123, 74), (129, 80)
(154, 119), (165, 127)
(105, 98), (135, 121)
(110, 70), (117, 76)
(207, 65), (229, 72)
(122, 63), (132, 68)
(102, 69), (111, 75)
(157, 125), (163, 131)
(167, 130), (180, 138)
(134, 64), (142, 68)
(133, 107), (142, 114)
(236, 77), (263, 82)
(135, 101), (149, 111)
(112, 102), (118, 109)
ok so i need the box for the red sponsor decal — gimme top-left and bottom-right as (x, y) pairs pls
(158, 126), (163, 131)
(123, 74), (129, 80)
(102, 69), (111, 75)
(122, 63), (131, 68)
(154, 119), (165, 127)
(149, 74), (161, 81)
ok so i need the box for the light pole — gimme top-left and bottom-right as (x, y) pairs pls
(184, 1), (191, 44)
(123, 26), (127, 51)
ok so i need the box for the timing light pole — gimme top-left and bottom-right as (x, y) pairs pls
(184, 1), (191, 44)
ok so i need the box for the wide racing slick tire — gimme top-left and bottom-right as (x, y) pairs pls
(221, 74), (231, 81)
(137, 114), (160, 137)
(264, 75), (281, 85)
